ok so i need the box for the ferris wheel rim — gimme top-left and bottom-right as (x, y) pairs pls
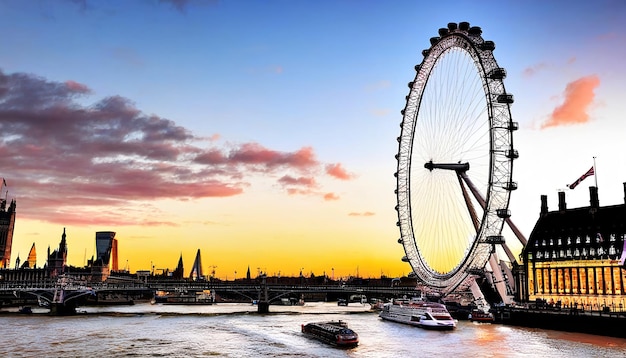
(395, 22), (516, 293)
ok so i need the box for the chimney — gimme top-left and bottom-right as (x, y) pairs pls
(558, 191), (566, 212)
(589, 186), (599, 209)
(540, 195), (548, 217)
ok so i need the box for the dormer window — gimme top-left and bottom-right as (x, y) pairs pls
(576, 236), (581, 244)
(567, 237), (572, 245)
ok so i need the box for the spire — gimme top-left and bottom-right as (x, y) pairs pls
(26, 243), (36, 268)
(173, 253), (184, 279)
(189, 249), (203, 280)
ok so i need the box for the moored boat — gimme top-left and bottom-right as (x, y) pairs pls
(468, 309), (495, 323)
(152, 289), (215, 305)
(301, 320), (359, 347)
(379, 299), (457, 330)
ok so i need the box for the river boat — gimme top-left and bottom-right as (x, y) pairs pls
(152, 289), (214, 305)
(18, 306), (32, 314)
(379, 300), (457, 330)
(468, 309), (495, 323)
(301, 320), (359, 347)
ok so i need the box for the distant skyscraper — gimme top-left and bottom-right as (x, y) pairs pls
(0, 197), (16, 269)
(25, 243), (37, 268)
(95, 231), (117, 268)
(189, 249), (203, 280)
(111, 237), (118, 271)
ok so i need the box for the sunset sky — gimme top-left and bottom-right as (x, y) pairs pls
(1, 0), (625, 280)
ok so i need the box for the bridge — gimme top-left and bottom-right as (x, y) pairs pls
(0, 276), (421, 314)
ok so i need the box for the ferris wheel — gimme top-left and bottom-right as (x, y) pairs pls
(395, 22), (519, 295)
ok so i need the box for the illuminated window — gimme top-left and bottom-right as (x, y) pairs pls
(580, 269), (587, 293)
(604, 267), (612, 294)
(587, 268), (595, 294)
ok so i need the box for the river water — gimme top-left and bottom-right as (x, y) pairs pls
(1, 302), (625, 357)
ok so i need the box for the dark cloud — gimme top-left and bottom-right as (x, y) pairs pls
(0, 69), (353, 226)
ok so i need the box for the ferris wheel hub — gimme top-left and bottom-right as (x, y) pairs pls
(424, 160), (470, 172)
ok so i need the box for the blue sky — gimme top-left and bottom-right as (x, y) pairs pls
(1, 0), (625, 277)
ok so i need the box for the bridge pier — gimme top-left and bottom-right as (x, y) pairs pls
(257, 301), (269, 313)
(49, 302), (77, 316)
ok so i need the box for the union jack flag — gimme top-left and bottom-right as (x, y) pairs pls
(567, 166), (594, 189)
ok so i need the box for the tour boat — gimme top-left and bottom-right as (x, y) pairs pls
(301, 320), (359, 347)
(152, 289), (214, 305)
(379, 300), (457, 330)
(468, 309), (495, 323)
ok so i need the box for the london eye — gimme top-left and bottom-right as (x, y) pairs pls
(395, 22), (519, 295)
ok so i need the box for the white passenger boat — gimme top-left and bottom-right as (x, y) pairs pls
(379, 299), (457, 330)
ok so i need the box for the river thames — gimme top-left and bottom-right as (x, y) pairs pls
(1, 302), (625, 357)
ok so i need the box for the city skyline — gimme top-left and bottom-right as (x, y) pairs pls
(1, 1), (625, 279)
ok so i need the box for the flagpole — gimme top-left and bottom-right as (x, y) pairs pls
(593, 156), (598, 188)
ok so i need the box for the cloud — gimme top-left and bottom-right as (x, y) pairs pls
(0, 69), (351, 226)
(323, 192), (340, 201)
(348, 212), (375, 217)
(522, 62), (549, 78)
(326, 163), (355, 180)
(541, 75), (600, 129)
(278, 175), (317, 188)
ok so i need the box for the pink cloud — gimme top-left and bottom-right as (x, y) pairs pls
(541, 75), (600, 129)
(0, 69), (342, 226)
(278, 175), (317, 188)
(65, 80), (91, 94)
(228, 143), (318, 171)
(323, 192), (340, 201)
(326, 163), (354, 180)
(522, 62), (549, 78)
